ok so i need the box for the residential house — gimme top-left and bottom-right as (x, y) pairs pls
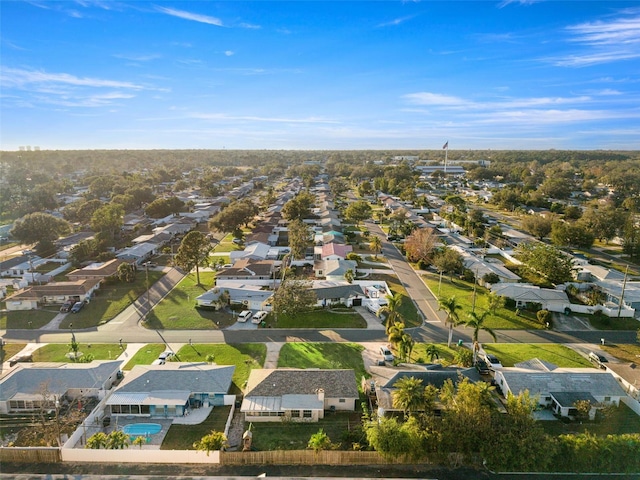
(0, 360), (121, 414)
(106, 363), (235, 418)
(369, 363), (481, 417)
(314, 243), (353, 261)
(312, 280), (365, 308)
(67, 258), (129, 282)
(315, 259), (357, 282)
(115, 242), (158, 265)
(4, 278), (101, 311)
(241, 369), (359, 422)
(196, 282), (273, 311)
(494, 359), (628, 418)
(216, 259), (275, 286)
(229, 242), (272, 263)
(490, 283), (569, 311)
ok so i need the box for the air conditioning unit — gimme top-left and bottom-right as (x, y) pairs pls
(242, 300), (249, 305)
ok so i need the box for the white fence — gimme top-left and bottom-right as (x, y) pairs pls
(546, 302), (636, 318)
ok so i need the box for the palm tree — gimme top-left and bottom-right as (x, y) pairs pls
(398, 332), (415, 363)
(377, 293), (403, 333)
(369, 235), (382, 259)
(193, 430), (228, 456)
(392, 376), (426, 417)
(464, 310), (497, 362)
(387, 321), (405, 351)
(425, 344), (440, 362)
(106, 430), (129, 450)
(85, 432), (108, 449)
(438, 295), (462, 348)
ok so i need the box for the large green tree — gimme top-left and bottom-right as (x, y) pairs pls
(272, 279), (317, 319)
(344, 200), (373, 225)
(520, 214), (552, 240)
(282, 191), (316, 221)
(90, 203), (124, 245)
(287, 219), (311, 260)
(174, 231), (212, 285)
(10, 212), (69, 247)
(515, 242), (575, 285)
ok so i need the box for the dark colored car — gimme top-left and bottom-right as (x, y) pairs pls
(70, 301), (85, 313)
(60, 300), (74, 313)
(475, 358), (490, 375)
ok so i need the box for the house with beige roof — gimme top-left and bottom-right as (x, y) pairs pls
(4, 278), (101, 311)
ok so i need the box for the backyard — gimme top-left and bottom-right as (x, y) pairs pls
(250, 410), (364, 451)
(422, 274), (543, 329)
(161, 406), (231, 450)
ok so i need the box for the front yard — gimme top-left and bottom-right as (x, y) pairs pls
(267, 308), (366, 329)
(0, 309), (57, 330)
(368, 273), (420, 328)
(482, 344), (592, 368)
(422, 274), (543, 329)
(31, 343), (125, 362)
(144, 272), (235, 330)
(58, 270), (166, 329)
(277, 342), (367, 380)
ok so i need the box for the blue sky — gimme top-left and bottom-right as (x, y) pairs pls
(2, 1), (640, 150)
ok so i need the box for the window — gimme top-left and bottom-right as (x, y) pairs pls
(303, 410), (312, 418)
(604, 396), (611, 402)
(338, 399), (345, 403)
(290, 410), (300, 418)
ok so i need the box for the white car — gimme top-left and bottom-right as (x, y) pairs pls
(237, 310), (252, 322)
(480, 353), (503, 370)
(380, 346), (394, 362)
(251, 311), (268, 324)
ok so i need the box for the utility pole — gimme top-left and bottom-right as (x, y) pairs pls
(617, 265), (629, 318)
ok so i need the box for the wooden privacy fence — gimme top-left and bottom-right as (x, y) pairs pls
(0, 447), (61, 464)
(221, 449), (406, 466)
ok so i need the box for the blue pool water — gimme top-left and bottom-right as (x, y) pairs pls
(122, 423), (162, 436)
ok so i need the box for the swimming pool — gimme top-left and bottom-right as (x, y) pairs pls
(122, 423), (162, 436)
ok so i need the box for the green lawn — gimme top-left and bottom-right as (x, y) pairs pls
(0, 309), (57, 329)
(1, 343), (26, 362)
(31, 343), (125, 362)
(251, 411), (363, 451)
(57, 270), (165, 329)
(422, 274), (543, 329)
(482, 344), (592, 368)
(175, 343), (267, 394)
(212, 234), (244, 253)
(411, 343), (461, 366)
(277, 342), (367, 380)
(268, 309), (366, 329)
(144, 272), (235, 330)
(368, 274), (420, 328)
(588, 314), (640, 331)
(122, 343), (167, 370)
(161, 406), (231, 450)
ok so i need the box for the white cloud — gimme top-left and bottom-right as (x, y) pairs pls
(188, 112), (339, 124)
(156, 6), (224, 26)
(377, 15), (416, 28)
(1, 67), (145, 90)
(224, 51), (235, 57)
(403, 92), (469, 106)
(567, 16), (640, 46)
(551, 50), (640, 67)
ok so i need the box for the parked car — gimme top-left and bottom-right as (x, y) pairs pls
(589, 351), (608, 367)
(251, 311), (268, 324)
(380, 346), (394, 362)
(70, 301), (85, 313)
(237, 310), (252, 322)
(475, 358), (490, 375)
(480, 353), (503, 370)
(232, 238), (243, 244)
(60, 300), (74, 313)
(154, 351), (174, 365)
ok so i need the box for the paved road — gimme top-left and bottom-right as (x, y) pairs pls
(0, 240), (637, 347)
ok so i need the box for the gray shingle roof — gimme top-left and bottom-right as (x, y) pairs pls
(116, 363), (235, 394)
(0, 361), (121, 401)
(245, 369), (358, 399)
